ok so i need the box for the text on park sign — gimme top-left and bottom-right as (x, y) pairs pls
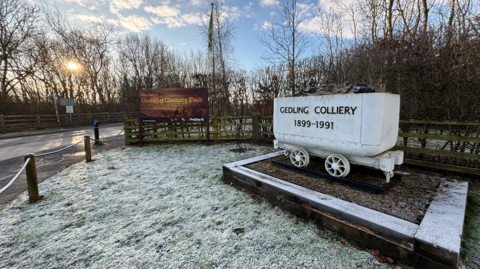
(138, 88), (208, 123)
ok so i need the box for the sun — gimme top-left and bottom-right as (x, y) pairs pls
(67, 62), (78, 70)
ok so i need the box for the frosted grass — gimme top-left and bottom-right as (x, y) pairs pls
(0, 143), (394, 268)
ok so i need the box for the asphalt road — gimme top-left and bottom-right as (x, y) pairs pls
(0, 124), (124, 162)
(0, 124), (126, 208)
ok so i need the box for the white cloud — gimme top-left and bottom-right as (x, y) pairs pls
(301, 14), (356, 39)
(297, 2), (315, 17)
(260, 0), (279, 7)
(74, 14), (103, 23)
(190, 0), (202, 6)
(145, 5), (202, 28)
(223, 6), (241, 20)
(181, 13), (202, 25)
(64, 0), (87, 7)
(118, 15), (152, 32)
(159, 0), (171, 4)
(144, 5), (180, 17)
(107, 19), (120, 26)
(179, 42), (187, 46)
(200, 5), (241, 25)
(318, 0), (336, 9)
(151, 16), (185, 28)
(244, 2), (254, 11)
(110, 0), (142, 14)
(262, 21), (272, 29)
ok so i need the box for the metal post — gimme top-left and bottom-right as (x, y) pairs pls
(24, 153), (39, 203)
(93, 121), (99, 145)
(84, 136), (92, 162)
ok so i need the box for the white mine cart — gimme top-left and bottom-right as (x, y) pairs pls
(273, 93), (404, 183)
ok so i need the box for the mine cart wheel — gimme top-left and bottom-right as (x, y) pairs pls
(289, 148), (310, 167)
(325, 154), (351, 177)
(284, 149), (291, 157)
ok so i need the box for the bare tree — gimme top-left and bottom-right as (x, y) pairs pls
(0, 0), (41, 112)
(45, 9), (117, 106)
(198, 0), (238, 115)
(258, 0), (311, 96)
(314, 7), (346, 83)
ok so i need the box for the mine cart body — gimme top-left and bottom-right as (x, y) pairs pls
(273, 93), (404, 182)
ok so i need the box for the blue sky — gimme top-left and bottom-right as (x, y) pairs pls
(44, 0), (339, 69)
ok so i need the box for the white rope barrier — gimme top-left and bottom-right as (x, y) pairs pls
(36, 138), (85, 157)
(1, 127), (125, 195)
(0, 158), (30, 194)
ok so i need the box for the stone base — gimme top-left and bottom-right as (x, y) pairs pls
(223, 151), (468, 269)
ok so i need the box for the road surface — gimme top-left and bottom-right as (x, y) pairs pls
(0, 124), (125, 208)
(0, 124), (124, 162)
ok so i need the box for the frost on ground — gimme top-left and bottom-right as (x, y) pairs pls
(1, 143), (394, 268)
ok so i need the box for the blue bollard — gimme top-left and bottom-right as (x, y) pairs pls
(93, 120), (99, 144)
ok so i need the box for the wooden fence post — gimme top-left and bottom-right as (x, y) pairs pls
(0, 114), (5, 133)
(252, 112), (259, 142)
(124, 118), (130, 145)
(107, 112), (110, 123)
(36, 113), (41, 129)
(64, 114), (69, 127)
(84, 136), (92, 162)
(213, 114), (219, 143)
(167, 122), (173, 140)
(24, 153), (39, 203)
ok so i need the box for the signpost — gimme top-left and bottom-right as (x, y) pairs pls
(60, 98), (75, 122)
(137, 88), (209, 146)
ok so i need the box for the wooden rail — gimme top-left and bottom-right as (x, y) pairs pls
(124, 117), (480, 175)
(395, 119), (480, 174)
(0, 112), (136, 134)
(124, 115), (257, 145)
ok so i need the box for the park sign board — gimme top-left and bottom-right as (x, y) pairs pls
(60, 98), (74, 106)
(138, 88), (208, 124)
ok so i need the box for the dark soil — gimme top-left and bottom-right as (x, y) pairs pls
(246, 155), (442, 224)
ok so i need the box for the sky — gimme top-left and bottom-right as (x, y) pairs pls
(42, 0), (339, 69)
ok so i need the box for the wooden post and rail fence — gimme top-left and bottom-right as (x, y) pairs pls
(124, 115), (480, 175)
(0, 112), (136, 134)
(2, 115), (479, 204)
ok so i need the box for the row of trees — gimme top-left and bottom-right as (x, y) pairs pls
(1, 0), (479, 120)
